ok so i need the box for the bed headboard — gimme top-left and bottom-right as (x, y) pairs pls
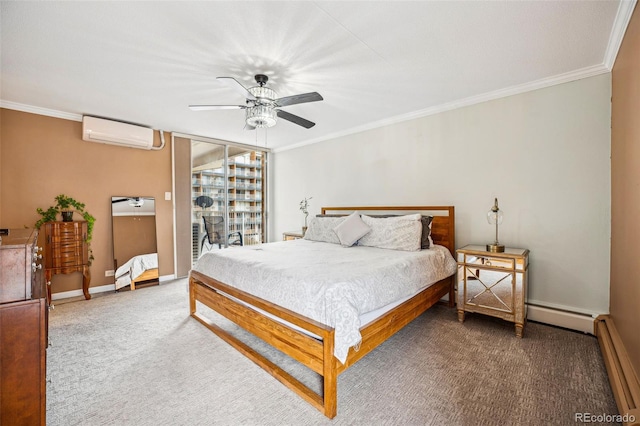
(320, 206), (455, 256)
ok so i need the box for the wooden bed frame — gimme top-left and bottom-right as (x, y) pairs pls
(189, 206), (455, 418)
(130, 268), (159, 290)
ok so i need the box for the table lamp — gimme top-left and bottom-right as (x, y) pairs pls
(486, 198), (505, 253)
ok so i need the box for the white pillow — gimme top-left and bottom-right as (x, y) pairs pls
(333, 212), (371, 247)
(303, 216), (345, 244)
(358, 214), (422, 251)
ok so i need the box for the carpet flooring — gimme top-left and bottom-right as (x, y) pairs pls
(46, 279), (618, 425)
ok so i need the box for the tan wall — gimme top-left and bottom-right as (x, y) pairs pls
(611, 7), (640, 380)
(112, 216), (157, 269)
(0, 109), (174, 294)
(0, 112), (3, 226)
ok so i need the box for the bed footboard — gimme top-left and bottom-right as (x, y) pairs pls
(189, 270), (338, 418)
(131, 268), (159, 290)
(189, 271), (452, 418)
(338, 275), (453, 373)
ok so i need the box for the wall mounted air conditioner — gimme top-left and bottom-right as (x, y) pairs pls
(82, 116), (154, 150)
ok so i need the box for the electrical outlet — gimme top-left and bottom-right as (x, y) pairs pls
(165, 191), (171, 201)
(105, 270), (115, 277)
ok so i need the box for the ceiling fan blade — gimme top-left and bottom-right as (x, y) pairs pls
(274, 92), (323, 107)
(217, 77), (257, 101)
(276, 109), (316, 129)
(189, 105), (245, 111)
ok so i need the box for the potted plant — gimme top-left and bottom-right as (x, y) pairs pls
(55, 195), (80, 222)
(299, 196), (312, 234)
(35, 194), (96, 264)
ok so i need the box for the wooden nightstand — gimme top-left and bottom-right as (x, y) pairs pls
(456, 245), (529, 337)
(283, 231), (304, 241)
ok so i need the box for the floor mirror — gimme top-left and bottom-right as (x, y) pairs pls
(111, 196), (159, 290)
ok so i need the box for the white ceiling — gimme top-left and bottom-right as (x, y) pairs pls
(0, 1), (635, 150)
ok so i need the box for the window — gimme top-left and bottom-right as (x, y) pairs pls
(172, 135), (269, 275)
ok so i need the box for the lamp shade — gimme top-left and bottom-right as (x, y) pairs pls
(486, 198), (505, 252)
(487, 207), (503, 225)
(246, 105), (277, 128)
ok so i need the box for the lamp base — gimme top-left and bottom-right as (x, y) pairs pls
(486, 243), (505, 253)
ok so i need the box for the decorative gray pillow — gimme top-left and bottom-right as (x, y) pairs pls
(333, 212), (371, 247)
(303, 216), (345, 244)
(358, 214), (422, 251)
(421, 215), (434, 249)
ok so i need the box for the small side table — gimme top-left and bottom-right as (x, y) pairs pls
(283, 231), (304, 241)
(456, 245), (529, 337)
(43, 221), (91, 304)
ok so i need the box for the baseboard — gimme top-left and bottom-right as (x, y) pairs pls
(595, 315), (640, 426)
(159, 274), (175, 283)
(51, 274), (176, 301)
(51, 283), (115, 301)
(527, 304), (596, 335)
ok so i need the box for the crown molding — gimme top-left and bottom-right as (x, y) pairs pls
(273, 64), (610, 153)
(0, 100), (82, 122)
(603, 0), (637, 70)
(2, 59), (617, 155)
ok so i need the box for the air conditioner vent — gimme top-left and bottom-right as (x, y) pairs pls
(82, 116), (154, 149)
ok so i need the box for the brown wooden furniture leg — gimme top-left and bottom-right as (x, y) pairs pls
(82, 266), (91, 300)
(515, 323), (524, 338)
(458, 310), (465, 322)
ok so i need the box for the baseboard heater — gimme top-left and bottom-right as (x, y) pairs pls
(594, 315), (640, 426)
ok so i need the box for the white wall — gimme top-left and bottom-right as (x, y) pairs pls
(270, 74), (611, 315)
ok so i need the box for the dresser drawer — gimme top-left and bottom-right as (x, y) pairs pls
(0, 229), (41, 304)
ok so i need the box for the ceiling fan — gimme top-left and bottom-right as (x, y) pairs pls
(189, 74), (323, 129)
(112, 197), (153, 207)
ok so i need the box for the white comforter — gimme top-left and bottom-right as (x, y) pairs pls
(115, 253), (158, 290)
(192, 239), (456, 363)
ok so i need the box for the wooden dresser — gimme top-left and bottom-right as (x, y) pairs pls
(44, 221), (91, 302)
(0, 228), (47, 426)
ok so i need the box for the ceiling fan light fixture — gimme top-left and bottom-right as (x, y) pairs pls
(246, 105), (277, 128)
(248, 85), (276, 101)
(129, 197), (144, 207)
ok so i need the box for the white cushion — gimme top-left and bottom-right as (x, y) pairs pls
(333, 212), (371, 247)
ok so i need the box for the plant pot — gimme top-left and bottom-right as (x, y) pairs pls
(61, 211), (74, 222)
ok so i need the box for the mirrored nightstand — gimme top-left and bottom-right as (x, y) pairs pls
(283, 231), (304, 241)
(456, 245), (529, 337)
